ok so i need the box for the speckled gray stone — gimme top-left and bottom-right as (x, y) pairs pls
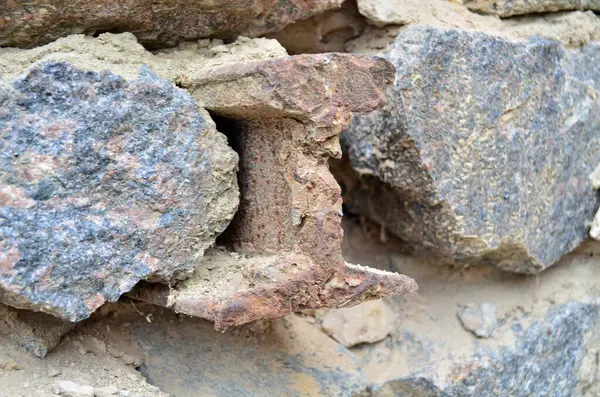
(462, 0), (600, 17)
(341, 26), (600, 273)
(359, 300), (600, 397)
(0, 62), (238, 321)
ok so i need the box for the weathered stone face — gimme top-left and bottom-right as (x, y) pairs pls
(592, 209), (600, 240)
(0, 303), (73, 358)
(340, 221), (600, 397)
(352, 0), (600, 51)
(80, 303), (369, 397)
(267, 0), (365, 55)
(462, 0), (600, 17)
(340, 26), (600, 273)
(358, 301), (600, 397)
(0, 62), (238, 321)
(0, 0), (343, 49)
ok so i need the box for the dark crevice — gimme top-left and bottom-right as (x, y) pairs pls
(89, 28), (181, 50)
(90, 28), (129, 38)
(210, 113), (243, 155)
(222, 37), (238, 45)
(209, 112), (245, 250)
(135, 363), (154, 386)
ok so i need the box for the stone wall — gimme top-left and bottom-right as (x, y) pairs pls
(0, 1), (598, 396)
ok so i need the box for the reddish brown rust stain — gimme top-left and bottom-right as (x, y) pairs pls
(129, 52), (416, 329)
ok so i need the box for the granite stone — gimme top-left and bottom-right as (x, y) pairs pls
(341, 26), (600, 273)
(462, 0), (600, 17)
(0, 62), (238, 321)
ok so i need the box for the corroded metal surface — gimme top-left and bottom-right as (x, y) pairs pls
(131, 53), (417, 330)
(130, 250), (415, 331)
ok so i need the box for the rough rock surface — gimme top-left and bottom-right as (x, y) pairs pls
(361, 300), (600, 396)
(591, 211), (600, 240)
(0, 309), (168, 396)
(352, 0), (600, 50)
(0, 0), (343, 49)
(268, 0), (366, 54)
(502, 11), (600, 48)
(356, 0), (503, 29)
(0, 303), (73, 358)
(130, 52), (417, 330)
(340, 25), (600, 273)
(342, 219), (600, 397)
(592, 167), (600, 240)
(86, 303), (367, 397)
(462, 0), (600, 17)
(0, 1), (598, 396)
(319, 300), (395, 347)
(0, 33), (416, 328)
(3, 220), (600, 397)
(0, 61), (238, 321)
(456, 303), (498, 338)
(0, 33), (288, 83)
(591, 163), (600, 189)
(54, 380), (96, 397)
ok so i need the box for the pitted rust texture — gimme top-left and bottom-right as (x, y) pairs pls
(0, 62), (238, 321)
(220, 118), (344, 263)
(183, 53), (395, 128)
(0, 0), (343, 49)
(132, 53), (417, 330)
(129, 250), (415, 331)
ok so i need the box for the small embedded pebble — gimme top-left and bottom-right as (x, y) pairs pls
(107, 345), (124, 358)
(47, 366), (62, 377)
(54, 380), (95, 397)
(0, 355), (21, 371)
(121, 354), (142, 366)
(87, 337), (107, 354)
(122, 354), (135, 365)
(457, 303), (498, 338)
(94, 385), (119, 396)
